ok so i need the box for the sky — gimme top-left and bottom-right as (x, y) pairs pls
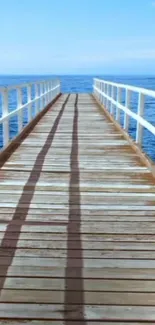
(0, 0), (155, 75)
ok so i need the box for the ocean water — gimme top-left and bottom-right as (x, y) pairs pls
(0, 75), (155, 161)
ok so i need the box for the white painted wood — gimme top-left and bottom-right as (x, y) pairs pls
(101, 82), (104, 104)
(47, 82), (49, 100)
(94, 78), (155, 98)
(27, 85), (32, 122)
(105, 83), (108, 108)
(17, 87), (23, 132)
(0, 79), (60, 150)
(40, 82), (44, 111)
(94, 80), (155, 146)
(116, 87), (121, 122)
(99, 81), (102, 102)
(124, 89), (131, 131)
(2, 89), (9, 146)
(45, 82), (47, 105)
(136, 93), (145, 145)
(50, 81), (53, 101)
(110, 86), (114, 114)
(94, 86), (155, 135)
(108, 85), (111, 111)
(35, 83), (39, 115)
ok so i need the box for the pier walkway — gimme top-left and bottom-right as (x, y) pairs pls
(0, 81), (155, 323)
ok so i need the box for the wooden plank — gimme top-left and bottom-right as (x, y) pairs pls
(1, 213), (155, 222)
(1, 257), (155, 268)
(0, 93), (155, 322)
(2, 192), (155, 202)
(2, 290), (155, 305)
(1, 214), (155, 222)
(2, 248), (155, 259)
(3, 277), (155, 292)
(2, 240), (155, 250)
(0, 289), (155, 306)
(1, 204), (155, 212)
(0, 304), (155, 320)
(1, 222), (155, 234)
(1, 266), (155, 279)
(2, 232), (155, 242)
(0, 322), (153, 325)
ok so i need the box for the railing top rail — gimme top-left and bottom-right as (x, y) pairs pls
(0, 77), (61, 149)
(0, 78), (59, 93)
(94, 78), (155, 98)
(94, 85), (155, 136)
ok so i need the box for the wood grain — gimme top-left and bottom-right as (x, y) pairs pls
(0, 93), (155, 323)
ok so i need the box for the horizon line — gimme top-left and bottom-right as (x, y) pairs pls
(0, 73), (155, 76)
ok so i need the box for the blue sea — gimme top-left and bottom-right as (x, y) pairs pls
(0, 75), (155, 161)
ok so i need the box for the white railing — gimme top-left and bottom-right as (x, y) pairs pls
(0, 79), (60, 149)
(93, 78), (155, 146)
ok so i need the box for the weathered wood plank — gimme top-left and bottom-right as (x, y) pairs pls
(1, 257), (155, 268)
(3, 277), (155, 292)
(2, 240), (155, 250)
(0, 304), (155, 320)
(2, 290), (155, 305)
(2, 222), (155, 234)
(0, 322), (153, 325)
(0, 319), (154, 325)
(2, 248), (155, 259)
(0, 93), (155, 322)
(1, 266), (155, 279)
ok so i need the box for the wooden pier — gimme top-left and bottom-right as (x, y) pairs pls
(0, 80), (155, 323)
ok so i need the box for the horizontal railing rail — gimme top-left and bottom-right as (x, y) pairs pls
(0, 79), (60, 149)
(93, 78), (155, 147)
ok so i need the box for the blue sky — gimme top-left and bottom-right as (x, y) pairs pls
(0, 0), (155, 74)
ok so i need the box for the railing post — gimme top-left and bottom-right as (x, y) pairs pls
(124, 89), (131, 131)
(43, 82), (45, 107)
(95, 80), (97, 98)
(97, 80), (100, 100)
(17, 87), (23, 132)
(42, 82), (45, 109)
(56, 80), (58, 97)
(2, 88), (9, 147)
(105, 84), (108, 108)
(53, 80), (56, 99)
(58, 79), (61, 95)
(43, 82), (46, 106)
(35, 83), (39, 115)
(47, 81), (50, 103)
(100, 81), (102, 102)
(49, 81), (53, 101)
(51, 81), (53, 100)
(43, 82), (46, 105)
(93, 79), (95, 95)
(106, 84), (110, 110)
(27, 84), (32, 122)
(39, 83), (43, 111)
(98, 81), (100, 101)
(51, 80), (53, 99)
(110, 86), (114, 114)
(45, 81), (48, 105)
(136, 93), (145, 145)
(109, 85), (112, 111)
(101, 82), (104, 104)
(116, 87), (121, 122)
(103, 82), (106, 106)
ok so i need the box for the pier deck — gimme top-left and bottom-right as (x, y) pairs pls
(0, 93), (155, 323)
